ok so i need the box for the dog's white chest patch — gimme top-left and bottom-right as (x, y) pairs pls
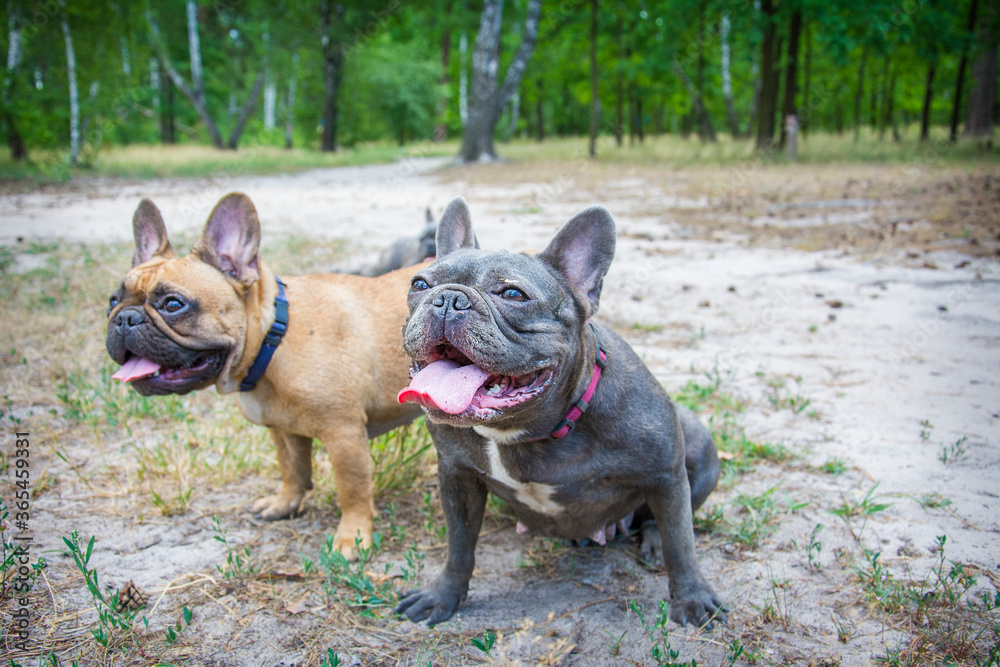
(483, 440), (563, 516)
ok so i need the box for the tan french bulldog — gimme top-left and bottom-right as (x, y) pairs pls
(105, 192), (423, 559)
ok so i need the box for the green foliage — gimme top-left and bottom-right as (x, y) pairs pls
(340, 40), (444, 146)
(61, 532), (143, 649)
(1, 0), (993, 167)
(471, 630), (497, 657)
(628, 599), (697, 667)
(211, 516), (259, 582)
(319, 533), (398, 616)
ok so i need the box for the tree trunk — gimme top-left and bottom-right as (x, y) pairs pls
(695, 0), (708, 141)
(854, 46), (867, 142)
(156, 59), (176, 144)
(459, 30), (468, 126)
(755, 0), (778, 149)
(779, 9), (802, 148)
(636, 94), (644, 142)
(60, 5), (80, 166)
(227, 70), (266, 149)
(879, 57), (892, 140)
(802, 23), (812, 136)
(459, 0), (542, 163)
(535, 77), (544, 141)
(264, 75), (276, 130)
(673, 60), (717, 142)
(615, 14), (623, 146)
(119, 35), (132, 76)
(886, 68), (899, 141)
(965, 0), (998, 142)
(4, 2), (28, 161)
(950, 0), (979, 142)
(628, 83), (636, 145)
(920, 61), (936, 142)
(436, 2), (452, 142)
(320, 0), (344, 152)
(147, 8), (224, 148)
(285, 52), (298, 149)
(588, 0), (599, 158)
(721, 13), (740, 138)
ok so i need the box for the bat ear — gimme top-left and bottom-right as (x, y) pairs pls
(132, 198), (175, 266)
(194, 192), (262, 286)
(538, 207), (617, 317)
(436, 196), (480, 257)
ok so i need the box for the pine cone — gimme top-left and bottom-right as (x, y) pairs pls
(115, 580), (148, 613)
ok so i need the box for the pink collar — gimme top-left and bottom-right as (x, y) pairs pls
(550, 322), (608, 439)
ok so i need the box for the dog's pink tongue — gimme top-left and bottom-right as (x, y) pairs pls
(397, 360), (490, 414)
(111, 357), (161, 382)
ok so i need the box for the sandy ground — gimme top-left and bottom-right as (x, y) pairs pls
(1, 155), (998, 665)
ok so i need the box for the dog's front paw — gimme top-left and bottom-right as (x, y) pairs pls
(670, 584), (728, 629)
(395, 579), (466, 626)
(330, 522), (373, 562)
(251, 492), (304, 520)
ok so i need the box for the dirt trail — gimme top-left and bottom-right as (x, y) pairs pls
(2, 158), (998, 665)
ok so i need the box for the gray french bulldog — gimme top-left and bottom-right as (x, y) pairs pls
(358, 208), (437, 277)
(394, 197), (726, 628)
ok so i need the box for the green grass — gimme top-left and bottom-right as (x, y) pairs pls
(0, 140), (455, 183)
(497, 124), (999, 168)
(673, 371), (792, 482)
(2, 124), (994, 185)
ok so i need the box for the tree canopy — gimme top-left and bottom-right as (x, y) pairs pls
(1, 0), (996, 166)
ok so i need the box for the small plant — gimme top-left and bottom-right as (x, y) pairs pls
(420, 490), (447, 541)
(693, 504), (724, 532)
(914, 492), (953, 510)
(471, 630), (497, 657)
(400, 542), (425, 582)
(320, 648), (341, 667)
(830, 482), (891, 541)
(62, 532), (143, 648)
(724, 639), (746, 666)
(370, 418), (434, 497)
(165, 606), (193, 644)
(211, 515), (259, 581)
(938, 436), (969, 464)
(725, 486), (780, 548)
(320, 533), (397, 615)
(805, 523), (823, 572)
(628, 599), (697, 666)
(819, 457), (847, 475)
(605, 628), (628, 657)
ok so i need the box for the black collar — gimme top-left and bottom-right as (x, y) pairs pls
(240, 277), (288, 392)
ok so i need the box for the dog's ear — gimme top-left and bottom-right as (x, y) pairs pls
(538, 207), (617, 317)
(132, 198), (175, 267)
(436, 196), (479, 257)
(195, 192), (262, 286)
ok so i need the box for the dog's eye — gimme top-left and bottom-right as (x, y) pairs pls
(501, 288), (528, 302)
(162, 297), (186, 313)
(107, 295), (119, 316)
(411, 278), (430, 292)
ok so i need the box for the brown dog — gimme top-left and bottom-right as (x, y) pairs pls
(106, 192), (423, 559)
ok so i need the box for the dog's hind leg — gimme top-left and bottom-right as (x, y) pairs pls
(252, 428), (314, 520)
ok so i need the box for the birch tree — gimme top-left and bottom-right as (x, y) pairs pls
(60, 2), (81, 165)
(459, 0), (541, 162)
(147, 2), (265, 149)
(4, 0), (27, 160)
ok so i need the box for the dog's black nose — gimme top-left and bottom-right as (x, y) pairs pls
(433, 290), (472, 311)
(115, 307), (144, 330)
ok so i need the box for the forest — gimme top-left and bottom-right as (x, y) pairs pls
(1, 0), (997, 169)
